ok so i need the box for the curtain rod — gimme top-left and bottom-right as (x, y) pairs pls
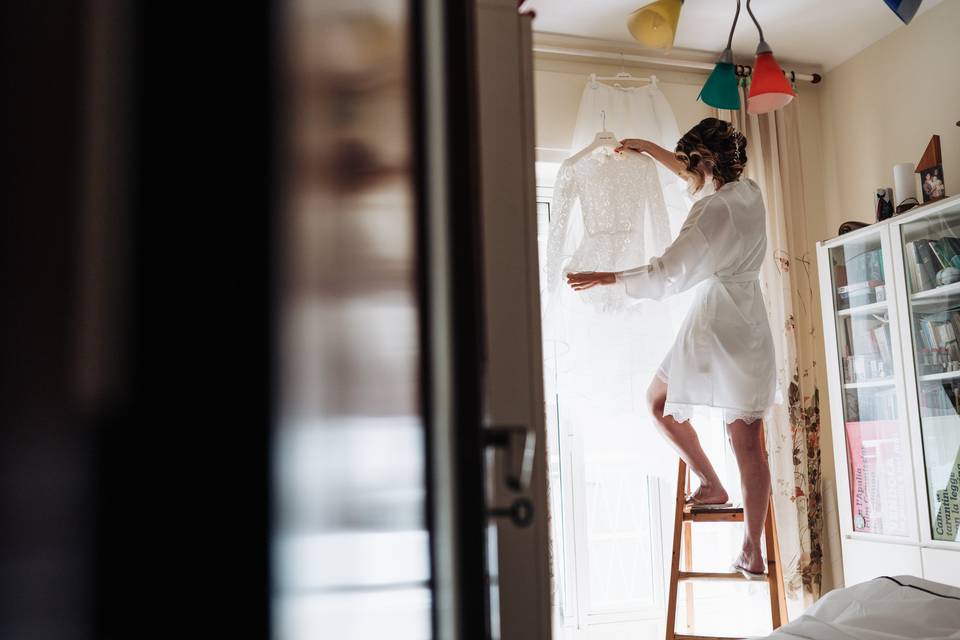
(533, 44), (822, 84)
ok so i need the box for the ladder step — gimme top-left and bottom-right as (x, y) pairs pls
(675, 635), (745, 640)
(683, 506), (744, 522)
(678, 571), (752, 581)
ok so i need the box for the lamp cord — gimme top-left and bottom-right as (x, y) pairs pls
(746, 0), (764, 43)
(725, 0), (741, 51)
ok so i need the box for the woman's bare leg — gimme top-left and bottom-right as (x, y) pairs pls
(646, 376), (727, 504)
(726, 419), (769, 574)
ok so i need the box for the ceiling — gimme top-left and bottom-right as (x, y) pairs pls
(528, 0), (942, 70)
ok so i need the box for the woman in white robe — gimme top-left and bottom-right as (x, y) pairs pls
(566, 118), (776, 579)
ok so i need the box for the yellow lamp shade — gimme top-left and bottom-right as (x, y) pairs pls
(627, 0), (683, 50)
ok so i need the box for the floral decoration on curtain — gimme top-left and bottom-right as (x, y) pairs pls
(716, 88), (824, 605)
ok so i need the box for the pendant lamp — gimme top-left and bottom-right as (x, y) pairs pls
(745, 0), (794, 114)
(627, 0), (683, 50)
(698, 0), (741, 110)
(883, 0), (922, 24)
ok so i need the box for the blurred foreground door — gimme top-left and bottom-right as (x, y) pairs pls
(273, 0), (550, 639)
(475, 2), (553, 639)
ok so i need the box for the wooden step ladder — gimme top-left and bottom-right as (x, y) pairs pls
(665, 458), (788, 640)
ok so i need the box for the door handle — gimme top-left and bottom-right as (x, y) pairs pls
(483, 425), (536, 492)
(487, 497), (534, 528)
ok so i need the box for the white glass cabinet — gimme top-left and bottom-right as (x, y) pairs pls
(818, 194), (960, 588)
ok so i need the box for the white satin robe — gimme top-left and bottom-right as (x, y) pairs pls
(615, 178), (776, 424)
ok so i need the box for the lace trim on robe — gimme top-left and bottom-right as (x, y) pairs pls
(662, 401), (768, 426)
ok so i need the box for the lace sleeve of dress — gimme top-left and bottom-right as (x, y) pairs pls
(545, 160), (580, 294)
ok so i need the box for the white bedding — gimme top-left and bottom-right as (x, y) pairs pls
(758, 576), (960, 640)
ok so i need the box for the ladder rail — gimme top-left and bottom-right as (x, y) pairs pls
(664, 455), (788, 640)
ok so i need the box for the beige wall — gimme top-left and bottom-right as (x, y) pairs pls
(820, 0), (960, 236)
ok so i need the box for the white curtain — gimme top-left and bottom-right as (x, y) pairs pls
(716, 88), (825, 611)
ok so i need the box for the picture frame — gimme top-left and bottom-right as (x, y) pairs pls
(921, 164), (947, 203)
(916, 135), (947, 203)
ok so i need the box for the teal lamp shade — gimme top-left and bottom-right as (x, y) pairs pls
(698, 49), (740, 110)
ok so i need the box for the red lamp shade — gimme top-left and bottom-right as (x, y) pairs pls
(747, 48), (795, 114)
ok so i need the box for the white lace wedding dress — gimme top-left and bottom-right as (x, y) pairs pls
(543, 143), (683, 480)
(546, 149), (670, 312)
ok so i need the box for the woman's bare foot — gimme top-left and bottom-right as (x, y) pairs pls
(685, 482), (729, 506)
(734, 543), (765, 575)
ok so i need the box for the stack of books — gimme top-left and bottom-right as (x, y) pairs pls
(904, 236), (960, 292)
(834, 246), (885, 310)
(840, 318), (893, 383)
(915, 312), (960, 375)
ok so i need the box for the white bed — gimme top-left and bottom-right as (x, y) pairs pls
(757, 575), (960, 640)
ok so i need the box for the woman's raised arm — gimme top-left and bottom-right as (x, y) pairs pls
(615, 138), (685, 177)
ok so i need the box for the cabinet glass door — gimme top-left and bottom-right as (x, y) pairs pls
(829, 235), (913, 537)
(899, 203), (960, 542)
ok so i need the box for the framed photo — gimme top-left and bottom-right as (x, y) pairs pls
(921, 164), (946, 202)
(916, 135), (947, 203)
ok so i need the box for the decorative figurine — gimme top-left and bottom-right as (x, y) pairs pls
(876, 187), (894, 221)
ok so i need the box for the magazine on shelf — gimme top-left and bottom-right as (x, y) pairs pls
(921, 414), (960, 541)
(845, 419), (909, 536)
(933, 446), (960, 541)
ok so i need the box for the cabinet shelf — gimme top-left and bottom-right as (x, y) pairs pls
(911, 281), (960, 310)
(918, 371), (960, 383)
(842, 378), (896, 389)
(837, 301), (888, 317)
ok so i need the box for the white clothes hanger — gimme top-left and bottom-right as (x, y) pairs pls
(589, 54), (656, 89)
(566, 109), (619, 164)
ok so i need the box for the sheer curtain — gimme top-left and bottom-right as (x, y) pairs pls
(716, 88), (825, 611)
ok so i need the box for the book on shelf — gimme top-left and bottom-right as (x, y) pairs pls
(906, 237), (960, 293)
(841, 320), (894, 383)
(933, 445), (960, 541)
(835, 246), (885, 309)
(845, 246), (885, 283)
(919, 381), (960, 417)
(837, 280), (884, 309)
(914, 310), (960, 375)
(867, 323), (893, 365)
(843, 385), (897, 421)
(921, 415), (960, 541)
(845, 419), (910, 536)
